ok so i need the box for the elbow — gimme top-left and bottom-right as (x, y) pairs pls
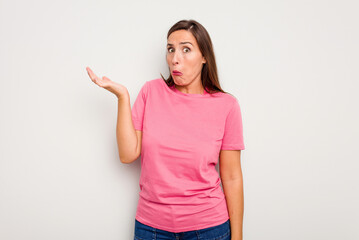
(119, 154), (138, 164)
(119, 155), (131, 164)
(120, 158), (130, 164)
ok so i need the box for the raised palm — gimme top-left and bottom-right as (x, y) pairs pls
(86, 66), (128, 98)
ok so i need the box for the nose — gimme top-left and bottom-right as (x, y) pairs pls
(171, 51), (179, 65)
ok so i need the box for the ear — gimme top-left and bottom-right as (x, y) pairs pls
(202, 56), (206, 64)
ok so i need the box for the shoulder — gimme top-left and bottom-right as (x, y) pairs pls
(138, 78), (162, 92)
(213, 92), (243, 117)
(145, 78), (163, 87)
(212, 90), (238, 105)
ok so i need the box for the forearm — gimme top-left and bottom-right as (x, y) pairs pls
(116, 92), (137, 163)
(221, 178), (244, 240)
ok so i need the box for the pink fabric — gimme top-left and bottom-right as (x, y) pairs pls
(131, 78), (245, 232)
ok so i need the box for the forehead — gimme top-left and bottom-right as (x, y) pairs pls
(167, 30), (196, 44)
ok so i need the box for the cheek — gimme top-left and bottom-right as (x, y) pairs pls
(185, 55), (203, 69)
(183, 54), (197, 65)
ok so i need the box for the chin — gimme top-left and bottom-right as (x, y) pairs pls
(173, 77), (185, 85)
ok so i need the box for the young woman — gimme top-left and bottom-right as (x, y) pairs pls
(86, 19), (245, 240)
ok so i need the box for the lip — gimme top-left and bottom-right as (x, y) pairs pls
(172, 70), (182, 76)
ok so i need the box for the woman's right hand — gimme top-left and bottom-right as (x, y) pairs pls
(86, 66), (128, 99)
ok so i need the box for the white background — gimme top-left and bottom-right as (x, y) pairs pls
(0, 0), (358, 239)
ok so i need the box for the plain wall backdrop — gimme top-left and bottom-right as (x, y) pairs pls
(0, 0), (358, 239)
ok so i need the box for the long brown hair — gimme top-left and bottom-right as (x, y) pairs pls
(160, 19), (228, 95)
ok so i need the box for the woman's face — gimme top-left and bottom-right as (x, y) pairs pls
(166, 30), (206, 87)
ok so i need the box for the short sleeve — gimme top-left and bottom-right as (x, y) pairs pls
(131, 81), (149, 131)
(220, 99), (245, 150)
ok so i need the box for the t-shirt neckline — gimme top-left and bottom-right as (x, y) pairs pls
(160, 78), (213, 98)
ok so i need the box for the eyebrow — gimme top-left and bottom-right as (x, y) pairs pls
(167, 42), (193, 46)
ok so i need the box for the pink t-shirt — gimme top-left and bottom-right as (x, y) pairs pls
(131, 78), (245, 233)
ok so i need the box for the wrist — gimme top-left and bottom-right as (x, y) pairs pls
(116, 90), (129, 101)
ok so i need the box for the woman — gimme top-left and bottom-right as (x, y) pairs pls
(86, 19), (245, 240)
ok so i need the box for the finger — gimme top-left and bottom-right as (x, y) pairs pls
(86, 66), (93, 76)
(86, 67), (100, 82)
(86, 67), (96, 79)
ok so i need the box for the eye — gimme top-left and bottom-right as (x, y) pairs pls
(167, 47), (190, 53)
